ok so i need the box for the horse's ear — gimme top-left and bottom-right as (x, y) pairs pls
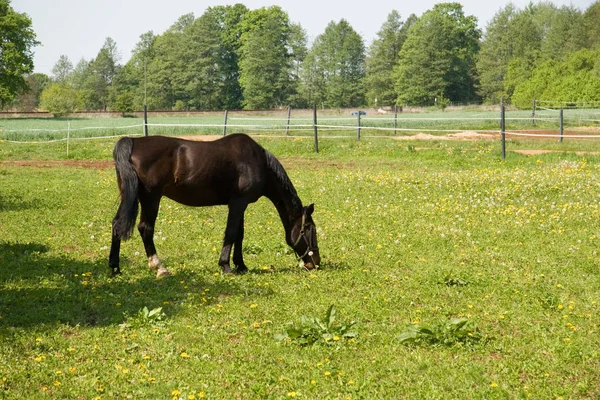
(305, 203), (315, 216)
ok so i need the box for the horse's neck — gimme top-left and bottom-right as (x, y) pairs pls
(266, 187), (302, 245)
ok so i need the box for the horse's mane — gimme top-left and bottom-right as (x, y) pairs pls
(264, 150), (303, 212)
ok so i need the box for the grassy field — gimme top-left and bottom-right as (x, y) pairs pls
(1, 135), (600, 399)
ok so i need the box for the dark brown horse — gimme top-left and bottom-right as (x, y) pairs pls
(109, 134), (320, 278)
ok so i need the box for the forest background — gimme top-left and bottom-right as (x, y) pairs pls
(4, 1), (600, 115)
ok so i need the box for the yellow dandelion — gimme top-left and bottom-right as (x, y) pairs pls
(288, 392), (297, 398)
(171, 389), (182, 397)
(491, 382), (498, 387)
(324, 371), (331, 376)
(180, 352), (190, 359)
(249, 303), (258, 308)
(54, 381), (61, 387)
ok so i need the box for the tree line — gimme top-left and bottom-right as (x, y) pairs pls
(3, 1), (600, 115)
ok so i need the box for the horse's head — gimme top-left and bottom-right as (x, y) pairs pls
(292, 203), (320, 270)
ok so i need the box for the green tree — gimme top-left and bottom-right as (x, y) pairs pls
(394, 3), (481, 106)
(210, 4), (248, 109)
(146, 14), (195, 109)
(51, 55), (73, 84)
(238, 6), (301, 109)
(538, 4), (586, 60)
(365, 11), (416, 107)
(0, 0), (39, 107)
(184, 5), (249, 110)
(39, 83), (84, 116)
(511, 49), (600, 108)
(300, 19), (365, 108)
(583, 1), (600, 49)
(9, 73), (49, 111)
(476, 4), (517, 103)
(89, 37), (120, 110)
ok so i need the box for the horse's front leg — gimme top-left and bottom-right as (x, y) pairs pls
(232, 215), (248, 274)
(219, 200), (247, 274)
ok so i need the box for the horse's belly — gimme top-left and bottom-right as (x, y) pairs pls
(164, 186), (225, 207)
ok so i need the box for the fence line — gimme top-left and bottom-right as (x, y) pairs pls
(2, 105), (600, 158)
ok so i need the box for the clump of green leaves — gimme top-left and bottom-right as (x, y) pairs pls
(275, 305), (357, 346)
(119, 306), (167, 331)
(398, 318), (483, 347)
(443, 275), (469, 287)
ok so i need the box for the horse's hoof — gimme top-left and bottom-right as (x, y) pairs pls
(110, 268), (121, 278)
(156, 268), (171, 278)
(235, 266), (248, 274)
(221, 267), (234, 275)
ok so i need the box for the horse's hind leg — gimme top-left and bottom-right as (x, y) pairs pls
(219, 199), (247, 274)
(138, 195), (170, 278)
(232, 215), (248, 274)
(108, 233), (121, 277)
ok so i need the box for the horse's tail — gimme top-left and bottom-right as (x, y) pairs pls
(112, 137), (139, 240)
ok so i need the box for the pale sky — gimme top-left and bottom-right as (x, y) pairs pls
(12, 0), (597, 76)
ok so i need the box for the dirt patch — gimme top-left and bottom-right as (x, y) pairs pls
(514, 149), (600, 156)
(179, 135), (223, 141)
(392, 131), (497, 141)
(0, 160), (113, 169)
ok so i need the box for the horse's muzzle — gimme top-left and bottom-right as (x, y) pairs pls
(304, 249), (320, 270)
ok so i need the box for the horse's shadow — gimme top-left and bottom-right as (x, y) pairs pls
(0, 242), (246, 329)
(243, 259), (351, 275)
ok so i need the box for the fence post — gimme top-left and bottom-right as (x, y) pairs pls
(357, 111), (361, 140)
(67, 121), (70, 157)
(559, 108), (564, 143)
(393, 105), (398, 135)
(313, 104), (319, 153)
(501, 98), (506, 160)
(223, 110), (228, 136)
(286, 106), (291, 136)
(143, 105), (148, 136)
(531, 98), (536, 126)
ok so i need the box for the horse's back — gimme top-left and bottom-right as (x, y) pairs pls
(127, 134), (267, 206)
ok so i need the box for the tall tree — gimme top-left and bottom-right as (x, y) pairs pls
(476, 4), (517, 103)
(583, 1), (600, 49)
(300, 19), (365, 108)
(211, 4), (248, 109)
(146, 14), (195, 109)
(538, 4), (586, 60)
(238, 6), (302, 109)
(117, 31), (156, 108)
(394, 3), (480, 106)
(10, 73), (49, 111)
(365, 11), (416, 107)
(183, 5), (248, 110)
(51, 55), (73, 84)
(80, 38), (121, 110)
(0, 0), (39, 107)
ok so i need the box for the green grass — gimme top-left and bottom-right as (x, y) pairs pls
(1, 136), (600, 398)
